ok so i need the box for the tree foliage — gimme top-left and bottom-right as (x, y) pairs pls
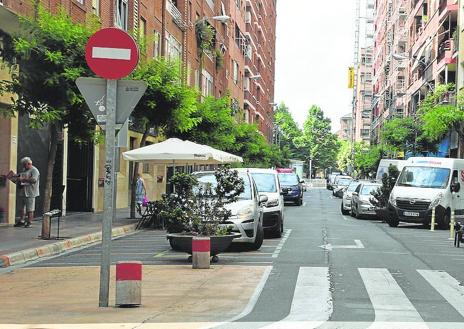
(354, 145), (382, 177)
(274, 103), (303, 159)
(0, 7), (98, 212)
(294, 105), (339, 175)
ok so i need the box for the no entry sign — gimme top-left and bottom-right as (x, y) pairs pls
(85, 28), (139, 80)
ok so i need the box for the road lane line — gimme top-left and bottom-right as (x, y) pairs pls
(418, 269), (464, 318)
(272, 229), (292, 258)
(261, 267), (332, 329)
(359, 268), (424, 323)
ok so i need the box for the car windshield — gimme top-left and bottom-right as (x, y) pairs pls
(361, 184), (380, 195)
(195, 172), (252, 200)
(346, 182), (360, 192)
(397, 166), (450, 189)
(278, 173), (299, 185)
(250, 173), (277, 193)
(336, 178), (352, 186)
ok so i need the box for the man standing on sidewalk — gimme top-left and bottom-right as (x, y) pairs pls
(13, 157), (40, 228)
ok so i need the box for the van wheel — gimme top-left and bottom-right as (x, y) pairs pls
(251, 222), (264, 250)
(438, 211), (450, 230)
(387, 217), (399, 227)
(272, 218), (282, 238)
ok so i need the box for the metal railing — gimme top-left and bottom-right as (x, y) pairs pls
(166, 0), (186, 31)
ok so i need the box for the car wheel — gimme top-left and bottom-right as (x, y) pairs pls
(341, 203), (349, 215)
(273, 219), (283, 238)
(251, 222), (264, 250)
(354, 205), (361, 219)
(438, 211), (450, 230)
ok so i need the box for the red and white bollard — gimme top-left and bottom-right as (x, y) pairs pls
(192, 237), (210, 269)
(115, 261), (142, 307)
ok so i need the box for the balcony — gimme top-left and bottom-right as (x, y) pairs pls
(437, 39), (455, 65)
(166, 0), (186, 31)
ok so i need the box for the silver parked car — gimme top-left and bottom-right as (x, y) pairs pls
(341, 180), (361, 215)
(194, 171), (267, 250)
(350, 181), (381, 218)
(332, 176), (353, 198)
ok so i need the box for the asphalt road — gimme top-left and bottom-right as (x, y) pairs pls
(29, 188), (464, 328)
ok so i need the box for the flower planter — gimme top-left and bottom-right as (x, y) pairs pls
(166, 233), (240, 256)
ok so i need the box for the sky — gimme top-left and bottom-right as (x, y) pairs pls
(275, 0), (356, 133)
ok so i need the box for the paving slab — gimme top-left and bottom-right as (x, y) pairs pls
(0, 265), (266, 326)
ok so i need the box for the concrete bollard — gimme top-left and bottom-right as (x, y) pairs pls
(116, 261), (142, 307)
(192, 237), (210, 269)
(450, 210), (456, 240)
(430, 207), (436, 232)
(41, 212), (51, 239)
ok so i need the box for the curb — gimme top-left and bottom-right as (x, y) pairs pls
(0, 223), (137, 268)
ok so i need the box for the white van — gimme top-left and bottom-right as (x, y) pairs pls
(387, 157), (464, 229)
(376, 159), (407, 181)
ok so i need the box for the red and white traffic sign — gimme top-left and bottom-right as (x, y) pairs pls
(85, 28), (139, 80)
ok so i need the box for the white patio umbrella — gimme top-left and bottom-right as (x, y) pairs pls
(122, 138), (243, 164)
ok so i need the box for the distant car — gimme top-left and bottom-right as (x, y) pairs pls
(277, 170), (304, 206)
(327, 173), (341, 190)
(194, 170), (267, 250)
(350, 181), (382, 218)
(236, 168), (284, 238)
(332, 176), (353, 197)
(341, 180), (362, 215)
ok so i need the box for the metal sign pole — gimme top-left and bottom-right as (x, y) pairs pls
(99, 79), (117, 307)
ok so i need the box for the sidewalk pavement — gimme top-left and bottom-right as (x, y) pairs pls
(0, 209), (139, 268)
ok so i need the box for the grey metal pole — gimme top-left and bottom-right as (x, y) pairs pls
(99, 79), (117, 307)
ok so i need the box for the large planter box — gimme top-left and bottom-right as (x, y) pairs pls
(166, 233), (240, 256)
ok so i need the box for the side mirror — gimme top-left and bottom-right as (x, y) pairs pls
(259, 194), (269, 205)
(280, 188), (289, 195)
(300, 180), (305, 184)
(452, 182), (461, 193)
(352, 192), (359, 197)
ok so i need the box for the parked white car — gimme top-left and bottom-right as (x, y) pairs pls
(351, 181), (381, 218)
(194, 170), (267, 250)
(236, 168), (284, 238)
(341, 180), (361, 215)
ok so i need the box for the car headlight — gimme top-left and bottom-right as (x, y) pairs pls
(429, 193), (443, 209)
(237, 206), (254, 221)
(389, 191), (396, 207)
(266, 198), (279, 207)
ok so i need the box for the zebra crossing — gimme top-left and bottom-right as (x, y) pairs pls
(211, 266), (464, 328)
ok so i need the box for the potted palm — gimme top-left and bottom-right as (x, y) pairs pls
(160, 166), (244, 261)
(370, 164), (400, 221)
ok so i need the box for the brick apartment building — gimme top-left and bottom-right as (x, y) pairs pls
(368, 0), (458, 156)
(0, 0), (277, 224)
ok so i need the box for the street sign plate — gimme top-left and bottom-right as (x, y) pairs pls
(76, 77), (147, 128)
(85, 28), (139, 80)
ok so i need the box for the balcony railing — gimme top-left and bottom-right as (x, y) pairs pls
(167, 0), (186, 31)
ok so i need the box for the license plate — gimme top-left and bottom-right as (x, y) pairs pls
(404, 211), (419, 217)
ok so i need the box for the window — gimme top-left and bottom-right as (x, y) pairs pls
(142, 143), (152, 173)
(202, 70), (214, 97)
(153, 31), (161, 58)
(115, 0), (129, 31)
(244, 76), (250, 91)
(166, 34), (182, 62)
(206, 0), (215, 10)
(139, 18), (146, 42)
(233, 60), (239, 84)
(92, 0), (99, 15)
(76, 0), (84, 4)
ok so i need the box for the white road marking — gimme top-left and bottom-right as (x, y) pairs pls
(303, 202), (307, 207)
(418, 269), (464, 318)
(359, 268), (424, 323)
(262, 267), (332, 329)
(272, 229), (292, 258)
(343, 216), (350, 221)
(92, 47), (131, 60)
(320, 240), (365, 251)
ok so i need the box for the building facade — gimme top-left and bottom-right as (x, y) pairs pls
(338, 114), (353, 141)
(0, 0), (277, 224)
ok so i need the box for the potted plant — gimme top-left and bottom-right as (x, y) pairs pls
(370, 164), (400, 221)
(160, 166), (245, 261)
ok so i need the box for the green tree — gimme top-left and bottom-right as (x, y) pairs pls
(274, 103), (303, 159)
(418, 84), (464, 154)
(177, 96), (236, 150)
(128, 57), (199, 217)
(0, 7), (98, 212)
(354, 145), (382, 177)
(295, 105), (339, 176)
